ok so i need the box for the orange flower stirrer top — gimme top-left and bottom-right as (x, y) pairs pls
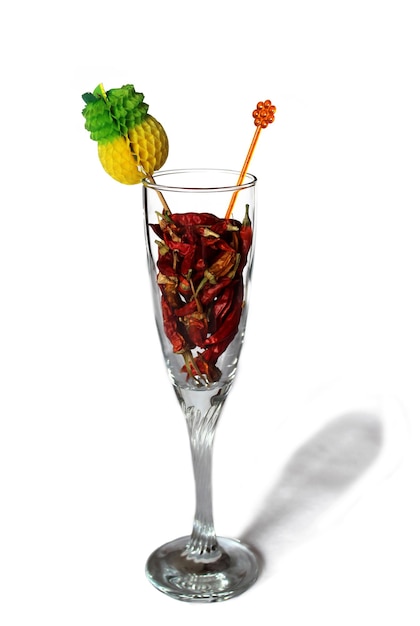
(225, 100), (276, 219)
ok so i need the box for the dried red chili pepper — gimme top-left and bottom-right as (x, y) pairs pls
(174, 299), (197, 317)
(163, 239), (193, 257)
(182, 311), (208, 348)
(180, 245), (198, 276)
(172, 212), (220, 227)
(200, 276), (231, 306)
(157, 273), (181, 309)
(204, 248), (238, 283)
(209, 280), (236, 328)
(181, 351), (222, 384)
(156, 248), (177, 277)
(151, 206), (253, 384)
(238, 204), (253, 272)
(177, 275), (193, 300)
(204, 281), (243, 349)
(161, 297), (187, 354)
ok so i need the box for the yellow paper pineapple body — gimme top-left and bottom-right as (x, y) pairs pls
(82, 84), (169, 185)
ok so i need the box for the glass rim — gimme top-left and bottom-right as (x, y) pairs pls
(141, 168), (257, 193)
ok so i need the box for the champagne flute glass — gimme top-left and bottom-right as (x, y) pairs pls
(142, 168), (258, 602)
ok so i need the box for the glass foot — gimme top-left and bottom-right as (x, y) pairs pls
(145, 536), (259, 602)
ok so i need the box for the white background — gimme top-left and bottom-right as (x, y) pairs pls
(1, 0), (419, 623)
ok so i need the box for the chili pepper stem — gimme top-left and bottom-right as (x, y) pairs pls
(190, 279), (203, 314)
(182, 350), (208, 386)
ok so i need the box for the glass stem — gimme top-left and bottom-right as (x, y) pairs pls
(175, 383), (232, 563)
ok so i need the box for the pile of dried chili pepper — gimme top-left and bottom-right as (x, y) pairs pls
(150, 205), (253, 385)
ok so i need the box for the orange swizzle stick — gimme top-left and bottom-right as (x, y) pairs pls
(225, 100), (276, 220)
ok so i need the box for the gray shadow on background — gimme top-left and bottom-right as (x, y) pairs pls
(241, 411), (383, 569)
